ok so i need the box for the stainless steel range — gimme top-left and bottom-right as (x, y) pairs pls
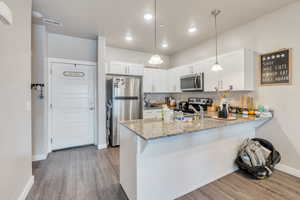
(179, 97), (213, 114)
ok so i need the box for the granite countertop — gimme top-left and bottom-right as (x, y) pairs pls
(144, 106), (177, 110)
(120, 113), (271, 140)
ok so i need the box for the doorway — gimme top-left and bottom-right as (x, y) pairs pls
(49, 60), (97, 151)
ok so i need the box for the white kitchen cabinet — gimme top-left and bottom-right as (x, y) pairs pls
(167, 67), (181, 93)
(193, 49), (256, 92)
(143, 68), (154, 93)
(179, 64), (194, 76)
(106, 61), (126, 75)
(126, 63), (144, 76)
(106, 61), (144, 76)
(216, 49), (255, 91)
(152, 69), (168, 92)
(143, 68), (168, 93)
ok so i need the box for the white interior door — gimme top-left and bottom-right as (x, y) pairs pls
(51, 62), (96, 150)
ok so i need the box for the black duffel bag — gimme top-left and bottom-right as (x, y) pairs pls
(235, 138), (281, 179)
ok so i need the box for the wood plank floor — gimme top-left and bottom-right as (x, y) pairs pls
(27, 146), (300, 200)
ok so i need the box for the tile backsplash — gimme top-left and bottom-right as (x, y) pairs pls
(174, 91), (254, 106)
(145, 91), (255, 107)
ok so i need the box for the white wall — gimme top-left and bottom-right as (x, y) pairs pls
(31, 24), (48, 160)
(48, 33), (98, 62)
(0, 0), (33, 199)
(107, 47), (170, 69)
(171, 2), (300, 170)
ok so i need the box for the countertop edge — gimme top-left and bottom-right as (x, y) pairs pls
(120, 117), (272, 141)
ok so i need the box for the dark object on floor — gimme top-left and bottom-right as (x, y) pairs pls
(235, 138), (281, 180)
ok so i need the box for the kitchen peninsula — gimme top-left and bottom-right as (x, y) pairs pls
(119, 114), (272, 200)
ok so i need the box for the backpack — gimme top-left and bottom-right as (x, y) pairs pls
(235, 138), (281, 179)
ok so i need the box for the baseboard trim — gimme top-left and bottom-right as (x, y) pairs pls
(276, 164), (300, 178)
(97, 144), (108, 150)
(17, 175), (34, 200)
(32, 153), (48, 161)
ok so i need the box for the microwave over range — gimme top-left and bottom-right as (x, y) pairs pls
(180, 73), (204, 92)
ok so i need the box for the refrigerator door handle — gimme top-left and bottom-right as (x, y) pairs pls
(114, 96), (139, 100)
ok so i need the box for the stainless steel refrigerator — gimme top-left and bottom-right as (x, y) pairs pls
(106, 76), (142, 146)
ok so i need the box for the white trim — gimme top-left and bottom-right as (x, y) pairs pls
(97, 144), (108, 150)
(48, 58), (97, 66)
(276, 164), (300, 178)
(48, 58), (98, 152)
(32, 154), (48, 161)
(17, 176), (34, 200)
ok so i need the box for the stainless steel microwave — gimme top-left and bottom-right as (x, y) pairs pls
(180, 73), (204, 91)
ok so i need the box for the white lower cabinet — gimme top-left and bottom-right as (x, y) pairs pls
(143, 109), (162, 119)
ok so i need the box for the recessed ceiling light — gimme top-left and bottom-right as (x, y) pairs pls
(188, 26), (197, 33)
(161, 43), (168, 48)
(144, 13), (153, 21)
(125, 35), (133, 41)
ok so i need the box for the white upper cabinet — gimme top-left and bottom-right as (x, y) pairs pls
(152, 69), (168, 92)
(143, 68), (169, 93)
(192, 49), (256, 92)
(143, 68), (154, 93)
(106, 61), (144, 76)
(106, 61), (126, 75)
(107, 49), (255, 94)
(167, 67), (181, 93)
(215, 49), (255, 91)
(126, 63), (144, 76)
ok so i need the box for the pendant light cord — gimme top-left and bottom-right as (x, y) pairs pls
(214, 12), (218, 64)
(154, 0), (157, 53)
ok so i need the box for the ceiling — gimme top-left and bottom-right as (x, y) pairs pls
(32, 0), (297, 55)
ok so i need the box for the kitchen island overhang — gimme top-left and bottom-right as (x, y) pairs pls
(120, 116), (271, 200)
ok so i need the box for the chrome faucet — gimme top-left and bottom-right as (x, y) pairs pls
(199, 105), (204, 120)
(190, 105), (205, 120)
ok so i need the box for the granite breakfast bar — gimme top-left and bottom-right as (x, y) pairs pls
(119, 115), (271, 200)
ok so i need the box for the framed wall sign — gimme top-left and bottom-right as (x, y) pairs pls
(260, 48), (292, 86)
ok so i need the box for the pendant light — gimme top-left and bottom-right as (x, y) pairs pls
(148, 0), (164, 66)
(211, 9), (222, 72)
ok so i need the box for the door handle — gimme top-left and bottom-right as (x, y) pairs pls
(89, 107), (95, 111)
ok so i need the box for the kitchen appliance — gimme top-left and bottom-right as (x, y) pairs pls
(178, 98), (213, 113)
(180, 73), (204, 91)
(218, 104), (229, 118)
(106, 76), (142, 146)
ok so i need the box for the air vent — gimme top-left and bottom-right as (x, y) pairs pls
(43, 18), (63, 27)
